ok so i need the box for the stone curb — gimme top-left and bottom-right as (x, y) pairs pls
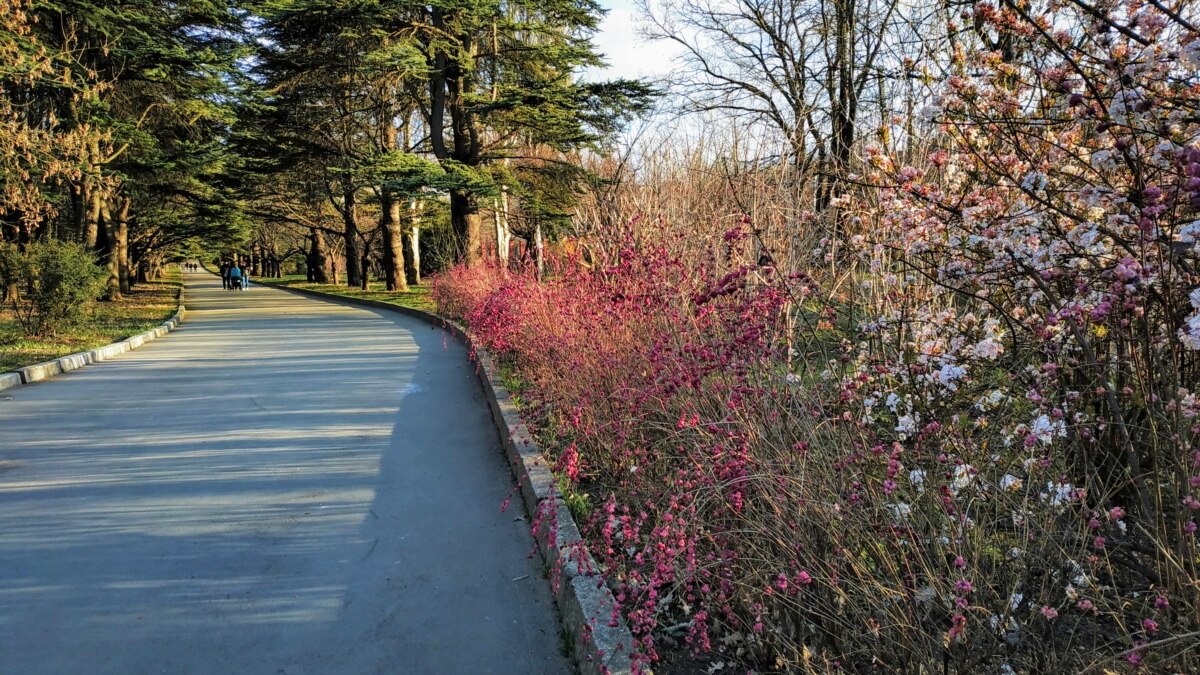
(0, 284), (188, 391)
(259, 280), (636, 675)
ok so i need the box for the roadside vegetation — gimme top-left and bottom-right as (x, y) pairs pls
(5, 0), (1200, 672)
(261, 275), (436, 314)
(0, 266), (180, 372)
(435, 3), (1200, 673)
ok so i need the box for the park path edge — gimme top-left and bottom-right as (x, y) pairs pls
(0, 285), (187, 392)
(258, 278), (637, 675)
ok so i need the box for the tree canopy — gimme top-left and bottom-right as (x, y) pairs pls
(1, 0), (651, 295)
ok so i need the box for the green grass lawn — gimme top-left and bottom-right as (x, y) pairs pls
(260, 274), (436, 313)
(0, 268), (182, 372)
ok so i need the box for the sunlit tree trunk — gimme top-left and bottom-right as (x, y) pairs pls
(380, 194), (408, 292)
(404, 198), (421, 286)
(116, 197), (130, 293)
(98, 197), (121, 301)
(308, 228), (331, 283)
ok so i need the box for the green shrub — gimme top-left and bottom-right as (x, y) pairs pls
(3, 240), (106, 336)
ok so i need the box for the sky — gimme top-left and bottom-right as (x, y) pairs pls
(587, 0), (681, 81)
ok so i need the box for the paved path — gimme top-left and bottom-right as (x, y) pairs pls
(0, 269), (570, 674)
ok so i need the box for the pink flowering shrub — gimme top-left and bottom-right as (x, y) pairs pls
(437, 3), (1199, 672)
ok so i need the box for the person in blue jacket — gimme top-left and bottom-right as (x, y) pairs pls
(229, 263), (243, 290)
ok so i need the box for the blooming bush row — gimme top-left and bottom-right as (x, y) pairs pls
(437, 2), (1199, 672)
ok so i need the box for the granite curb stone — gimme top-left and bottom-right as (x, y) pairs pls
(1, 284), (187, 388)
(260, 279), (636, 675)
(0, 372), (21, 391)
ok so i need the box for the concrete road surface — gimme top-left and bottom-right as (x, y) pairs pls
(0, 268), (570, 675)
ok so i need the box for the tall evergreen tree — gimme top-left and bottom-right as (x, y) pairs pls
(421, 0), (652, 265)
(30, 0), (246, 297)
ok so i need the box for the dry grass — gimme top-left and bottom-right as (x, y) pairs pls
(0, 268), (181, 372)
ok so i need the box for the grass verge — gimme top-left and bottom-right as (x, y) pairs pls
(0, 268), (182, 372)
(258, 274), (436, 313)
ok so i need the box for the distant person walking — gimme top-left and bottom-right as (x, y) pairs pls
(229, 263), (243, 291)
(219, 262), (230, 290)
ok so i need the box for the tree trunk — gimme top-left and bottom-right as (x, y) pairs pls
(534, 222), (544, 280)
(308, 228), (331, 283)
(69, 182), (86, 245)
(86, 186), (102, 252)
(381, 194), (408, 291)
(98, 197), (121, 301)
(360, 246), (370, 292)
(341, 186), (361, 287)
(493, 194), (511, 268)
(83, 139), (102, 248)
(116, 198), (131, 293)
(429, 7), (483, 268)
(404, 198), (421, 286)
(451, 190), (481, 267)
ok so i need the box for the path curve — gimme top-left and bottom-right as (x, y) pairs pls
(0, 269), (570, 674)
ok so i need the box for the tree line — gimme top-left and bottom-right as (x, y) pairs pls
(1, 0), (653, 301)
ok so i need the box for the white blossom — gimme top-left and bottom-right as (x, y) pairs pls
(1182, 37), (1200, 69)
(1009, 592), (1025, 611)
(1179, 220), (1200, 244)
(1020, 171), (1048, 192)
(886, 502), (913, 522)
(999, 474), (1023, 491)
(885, 393), (900, 411)
(951, 465), (976, 494)
(973, 338), (1004, 360)
(1041, 481), (1076, 507)
(1109, 90), (1142, 125)
(937, 363), (967, 390)
(1090, 149), (1118, 172)
(1030, 414), (1066, 444)
(1180, 313), (1200, 350)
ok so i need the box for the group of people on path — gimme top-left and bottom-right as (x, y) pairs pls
(183, 262), (200, 272)
(219, 261), (250, 291)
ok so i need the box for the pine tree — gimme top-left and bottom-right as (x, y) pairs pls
(29, 0), (246, 297)
(420, 0), (652, 266)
